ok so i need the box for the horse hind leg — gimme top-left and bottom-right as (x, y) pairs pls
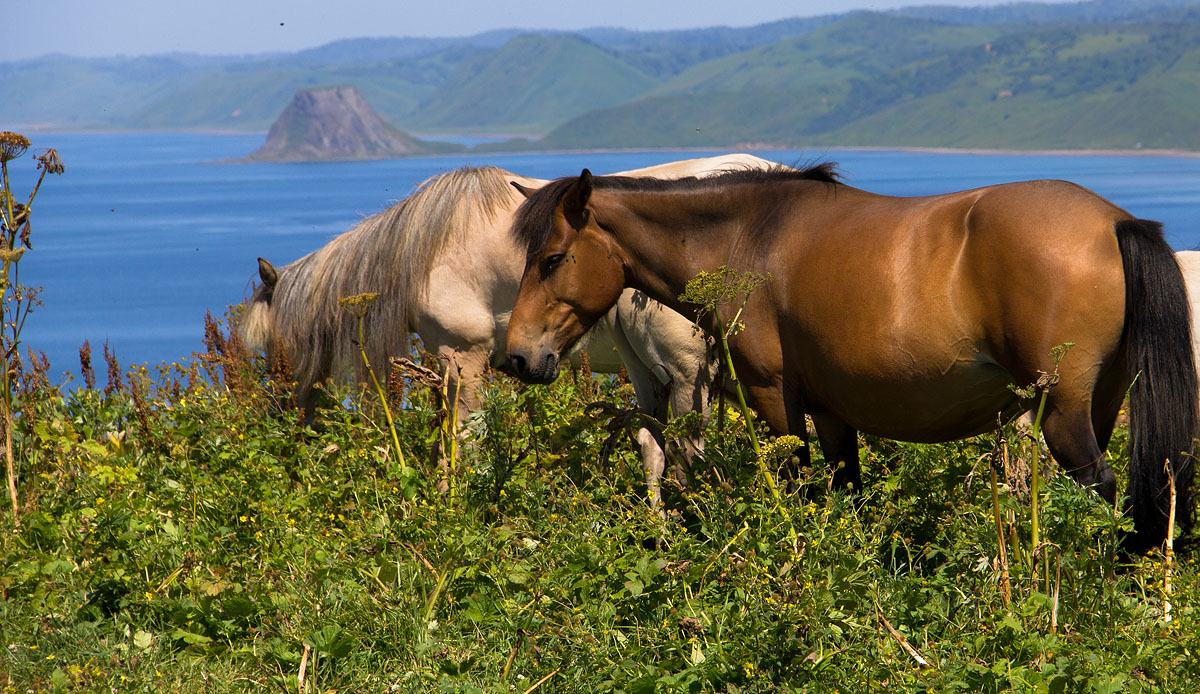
(1039, 391), (1118, 506)
(433, 346), (490, 492)
(1089, 356), (1129, 459)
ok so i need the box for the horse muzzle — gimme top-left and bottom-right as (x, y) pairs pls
(506, 349), (560, 385)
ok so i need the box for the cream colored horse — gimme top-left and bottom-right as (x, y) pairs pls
(243, 154), (777, 504)
(1178, 251), (1200, 368)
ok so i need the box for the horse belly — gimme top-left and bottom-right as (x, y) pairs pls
(808, 347), (1021, 443)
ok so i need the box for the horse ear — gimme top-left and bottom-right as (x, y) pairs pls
(562, 169), (593, 228)
(510, 180), (539, 198)
(258, 257), (278, 291)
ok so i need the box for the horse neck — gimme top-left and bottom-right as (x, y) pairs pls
(594, 188), (747, 318)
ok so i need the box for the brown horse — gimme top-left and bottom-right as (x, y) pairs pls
(505, 165), (1197, 553)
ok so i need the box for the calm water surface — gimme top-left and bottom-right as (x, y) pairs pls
(9, 132), (1200, 378)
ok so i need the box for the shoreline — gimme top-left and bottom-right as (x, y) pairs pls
(812, 145), (1200, 159)
(15, 127), (1200, 160)
(509, 143), (1200, 159)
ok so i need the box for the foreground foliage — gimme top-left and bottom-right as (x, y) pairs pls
(1, 316), (1198, 693)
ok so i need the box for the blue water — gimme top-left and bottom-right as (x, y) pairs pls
(8, 132), (1200, 380)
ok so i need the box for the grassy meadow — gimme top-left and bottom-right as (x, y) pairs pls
(0, 310), (1197, 693)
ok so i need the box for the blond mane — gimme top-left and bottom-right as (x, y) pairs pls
(242, 165), (523, 396)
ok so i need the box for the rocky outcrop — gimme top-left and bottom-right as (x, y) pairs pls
(245, 86), (441, 162)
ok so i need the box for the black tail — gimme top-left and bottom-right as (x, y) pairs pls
(1117, 219), (1198, 553)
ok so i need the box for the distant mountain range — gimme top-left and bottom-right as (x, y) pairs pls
(6, 0), (1200, 151)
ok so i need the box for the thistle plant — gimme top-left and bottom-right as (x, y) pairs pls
(0, 132), (63, 520)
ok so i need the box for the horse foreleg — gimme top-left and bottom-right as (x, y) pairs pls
(635, 425), (669, 514)
(776, 387), (812, 486)
(666, 358), (714, 489)
(433, 346), (490, 492)
(613, 343), (672, 511)
(811, 413), (862, 493)
(608, 301), (682, 510)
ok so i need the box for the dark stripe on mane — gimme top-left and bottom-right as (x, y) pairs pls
(512, 162), (841, 258)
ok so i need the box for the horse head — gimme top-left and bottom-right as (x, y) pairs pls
(506, 169), (627, 384)
(256, 257), (278, 302)
(241, 257), (280, 356)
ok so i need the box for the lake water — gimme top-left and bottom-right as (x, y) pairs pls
(8, 132), (1200, 380)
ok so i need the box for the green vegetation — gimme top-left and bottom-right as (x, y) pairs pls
(2, 306), (1198, 692)
(400, 35), (658, 136)
(536, 13), (1200, 151)
(0, 133), (63, 522)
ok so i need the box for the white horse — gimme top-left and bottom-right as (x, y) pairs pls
(1178, 251), (1200, 367)
(242, 154), (779, 504)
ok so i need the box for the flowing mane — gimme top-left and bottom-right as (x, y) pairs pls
(511, 162), (841, 258)
(242, 165), (523, 395)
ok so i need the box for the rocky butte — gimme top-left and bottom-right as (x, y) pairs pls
(244, 86), (456, 162)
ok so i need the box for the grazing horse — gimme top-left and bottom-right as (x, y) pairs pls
(1178, 250), (1200, 367)
(505, 165), (1197, 553)
(241, 155), (777, 504)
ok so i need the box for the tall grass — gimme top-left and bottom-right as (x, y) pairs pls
(0, 312), (1197, 693)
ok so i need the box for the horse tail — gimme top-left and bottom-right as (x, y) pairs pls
(1116, 218), (1198, 553)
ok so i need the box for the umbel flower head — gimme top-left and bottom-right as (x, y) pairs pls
(0, 132), (30, 163)
(679, 266), (769, 315)
(337, 292), (380, 318)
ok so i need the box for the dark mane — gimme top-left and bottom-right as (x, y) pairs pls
(512, 162), (841, 257)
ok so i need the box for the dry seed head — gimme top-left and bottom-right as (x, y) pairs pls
(35, 148), (65, 175)
(0, 132), (30, 163)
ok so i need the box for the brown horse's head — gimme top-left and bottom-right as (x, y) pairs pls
(506, 170), (627, 383)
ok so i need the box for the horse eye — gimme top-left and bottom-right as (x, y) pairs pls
(545, 253), (566, 271)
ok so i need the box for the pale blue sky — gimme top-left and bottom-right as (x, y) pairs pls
(5, 0), (1074, 62)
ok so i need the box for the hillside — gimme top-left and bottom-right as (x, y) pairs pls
(0, 54), (231, 128)
(120, 47), (481, 132)
(529, 12), (1200, 151)
(575, 16), (842, 79)
(399, 34), (659, 135)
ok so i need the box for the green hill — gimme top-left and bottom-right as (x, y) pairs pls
(813, 18), (1200, 149)
(122, 48), (481, 131)
(399, 34), (659, 135)
(577, 17), (842, 79)
(532, 12), (1200, 151)
(651, 14), (1001, 96)
(0, 55), (219, 127)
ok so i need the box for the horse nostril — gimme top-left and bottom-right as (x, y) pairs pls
(508, 353), (528, 376)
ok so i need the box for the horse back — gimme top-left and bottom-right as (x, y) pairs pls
(767, 179), (1131, 437)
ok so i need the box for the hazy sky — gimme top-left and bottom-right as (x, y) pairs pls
(6, 0), (1073, 62)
